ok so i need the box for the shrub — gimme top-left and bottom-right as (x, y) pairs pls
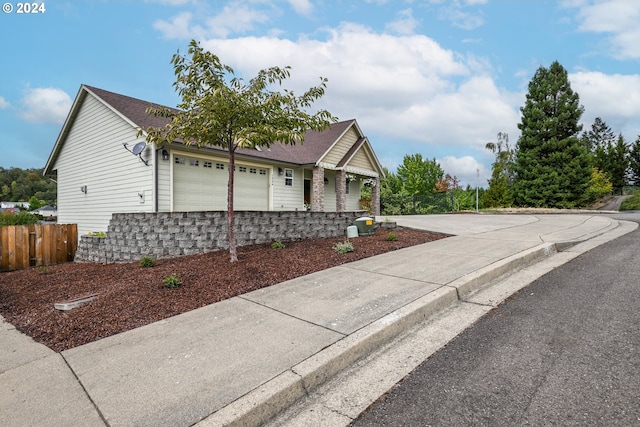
(163, 275), (181, 289)
(0, 211), (40, 226)
(140, 257), (155, 268)
(621, 190), (640, 211)
(271, 241), (285, 249)
(333, 240), (354, 254)
(386, 232), (398, 241)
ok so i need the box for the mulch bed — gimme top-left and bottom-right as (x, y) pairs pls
(0, 227), (448, 352)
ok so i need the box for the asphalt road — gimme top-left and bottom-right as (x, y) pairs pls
(353, 216), (640, 426)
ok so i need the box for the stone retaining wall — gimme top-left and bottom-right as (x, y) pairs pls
(75, 210), (367, 263)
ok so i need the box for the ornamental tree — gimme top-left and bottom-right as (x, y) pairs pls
(141, 40), (336, 262)
(396, 153), (444, 195)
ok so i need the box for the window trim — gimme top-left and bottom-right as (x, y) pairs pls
(285, 168), (294, 186)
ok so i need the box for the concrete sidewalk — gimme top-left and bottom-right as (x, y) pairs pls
(1, 214), (636, 427)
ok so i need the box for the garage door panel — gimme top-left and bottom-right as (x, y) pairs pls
(173, 156), (268, 211)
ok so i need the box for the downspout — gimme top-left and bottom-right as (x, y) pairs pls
(154, 144), (160, 212)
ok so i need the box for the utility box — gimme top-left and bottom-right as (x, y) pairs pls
(355, 216), (375, 236)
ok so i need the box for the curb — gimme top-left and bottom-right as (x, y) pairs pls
(196, 242), (560, 427)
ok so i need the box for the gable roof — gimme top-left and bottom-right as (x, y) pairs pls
(45, 84), (383, 176)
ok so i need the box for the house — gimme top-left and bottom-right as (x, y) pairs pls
(0, 201), (28, 210)
(33, 205), (58, 219)
(44, 85), (383, 236)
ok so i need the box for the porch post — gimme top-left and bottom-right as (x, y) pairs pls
(336, 170), (347, 212)
(312, 166), (325, 212)
(371, 176), (381, 216)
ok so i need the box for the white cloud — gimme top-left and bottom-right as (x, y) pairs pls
(571, 71), (640, 140)
(572, 0), (640, 59)
(438, 4), (485, 30)
(204, 4), (270, 38)
(197, 23), (521, 181)
(287, 0), (313, 16)
(438, 155), (489, 187)
(0, 96), (9, 109)
(154, 1), (275, 39)
(153, 11), (203, 40)
(19, 87), (72, 124)
(385, 8), (419, 35)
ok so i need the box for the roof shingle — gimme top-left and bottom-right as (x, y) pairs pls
(84, 85), (355, 166)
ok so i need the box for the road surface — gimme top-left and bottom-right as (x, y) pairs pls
(353, 217), (640, 426)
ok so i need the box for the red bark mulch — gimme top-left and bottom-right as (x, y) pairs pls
(0, 227), (448, 352)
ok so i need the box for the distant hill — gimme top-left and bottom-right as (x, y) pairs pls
(0, 167), (57, 206)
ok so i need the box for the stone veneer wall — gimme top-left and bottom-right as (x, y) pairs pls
(75, 210), (366, 263)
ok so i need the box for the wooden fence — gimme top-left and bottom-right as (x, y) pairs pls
(0, 224), (78, 272)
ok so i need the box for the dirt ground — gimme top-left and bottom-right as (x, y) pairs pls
(0, 227), (448, 352)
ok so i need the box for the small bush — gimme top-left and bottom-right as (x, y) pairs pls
(87, 231), (106, 237)
(271, 241), (285, 249)
(0, 211), (40, 226)
(140, 257), (155, 268)
(386, 232), (398, 241)
(163, 275), (181, 289)
(333, 240), (354, 254)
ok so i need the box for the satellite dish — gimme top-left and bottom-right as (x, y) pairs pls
(122, 141), (150, 166)
(132, 141), (147, 155)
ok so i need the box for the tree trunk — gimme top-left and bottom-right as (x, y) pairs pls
(227, 144), (238, 262)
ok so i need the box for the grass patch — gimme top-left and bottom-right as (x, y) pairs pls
(620, 191), (640, 210)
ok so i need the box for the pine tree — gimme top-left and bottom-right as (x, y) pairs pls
(628, 136), (640, 185)
(608, 134), (629, 193)
(513, 61), (592, 208)
(581, 117), (615, 152)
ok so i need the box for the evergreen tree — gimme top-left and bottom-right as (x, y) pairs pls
(628, 136), (640, 185)
(513, 61), (592, 208)
(581, 117), (615, 152)
(607, 134), (629, 193)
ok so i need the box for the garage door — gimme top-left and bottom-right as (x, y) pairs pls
(173, 156), (269, 211)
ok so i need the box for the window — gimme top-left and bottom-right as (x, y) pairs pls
(259, 169), (266, 175)
(189, 159), (199, 167)
(216, 163), (224, 170)
(346, 179), (350, 194)
(285, 168), (293, 186)
(203, 161), (212, 168)
(239, 166), (247, 173)
(250, 168), (257, 174)
(175, 157), (185, 165)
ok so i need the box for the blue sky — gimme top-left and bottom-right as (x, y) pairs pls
(1, 0), (639, 187)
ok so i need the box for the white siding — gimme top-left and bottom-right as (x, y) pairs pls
(272, 165), (304, 210)
(52, 94), (153, 236)
(324, 170), (337, 212)
(346, 179), (362, 211)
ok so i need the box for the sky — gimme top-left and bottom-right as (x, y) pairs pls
(1, 0), (639, 187)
